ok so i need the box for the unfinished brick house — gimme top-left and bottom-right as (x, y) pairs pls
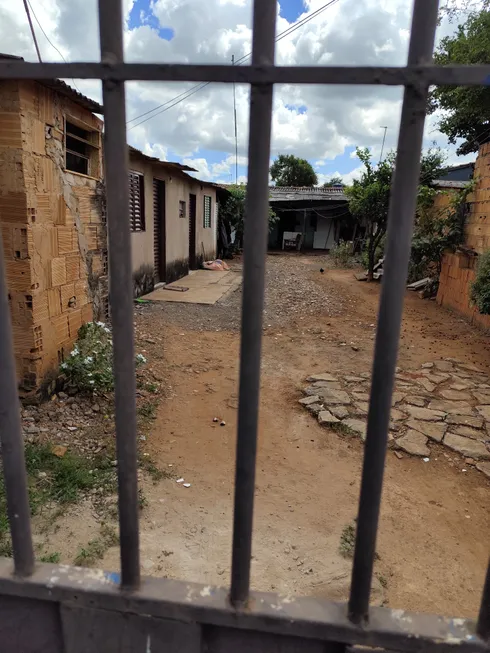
(0, 55), (107, 392)
(437, 142), (490, 329)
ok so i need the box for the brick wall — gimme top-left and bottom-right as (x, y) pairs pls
(436, 142), (490, 330)
(0, 80), (107, 390)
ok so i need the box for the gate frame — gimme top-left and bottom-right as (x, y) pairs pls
(0, 0), (488, 650)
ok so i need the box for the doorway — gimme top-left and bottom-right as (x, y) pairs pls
(189, 193), (197, 269)
(153, 178), (166, 282)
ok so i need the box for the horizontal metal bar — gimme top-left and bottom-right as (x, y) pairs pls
(230, 0), (276, 608)
(1, 62), (490, 86)
(0, 561), (485, 653)
(0, 237), (35, 578)
(98, 0), (140, 590)
(348, 0), (439, 625)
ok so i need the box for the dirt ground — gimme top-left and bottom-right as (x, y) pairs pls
(47, 254), (490, 618)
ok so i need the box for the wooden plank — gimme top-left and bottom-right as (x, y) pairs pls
(0, 595), (63, 653)
(61, 605), (201, 653)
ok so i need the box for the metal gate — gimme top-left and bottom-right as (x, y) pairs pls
(0, 0), (488, 650)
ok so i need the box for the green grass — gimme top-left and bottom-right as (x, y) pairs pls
(40, 552), (61, 564)
(74, 524), (119, 567)
(139, 455), (170, 483)
(0, 443), (117, 557)
(339, 523), (356, 559)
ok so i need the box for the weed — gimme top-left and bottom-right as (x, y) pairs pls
(74, 524), (118, 567)
(139, 456), (170, 483)
(138, 488), (148, 511)
(40, 552), (61, 564)
(330, 241), (356, 268)
(331, 422), (358, 438)
(145, 382), (159, 394)
(377, 573), (388, 589)
(339, 523), (356, 559)
(138, 401), (157, 420)
(0, 443), (117, 556)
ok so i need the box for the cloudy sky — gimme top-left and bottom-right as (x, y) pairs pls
(0, 0), (477, 184)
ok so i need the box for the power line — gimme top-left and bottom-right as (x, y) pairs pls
(24, 0), (83, 94)
(126, 0), (341, 129)
(22, 0), (42, 62)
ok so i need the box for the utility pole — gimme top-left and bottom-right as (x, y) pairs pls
(232, 54), (238, 184)
(22, 0), (42, 62)
(379, 126), (388, 164)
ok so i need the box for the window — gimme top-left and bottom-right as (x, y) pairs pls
(203, 195), (212, 228)
(179, 200), (186, 219)
(128, 171), (145, 232)
(65, 119), (100, 176)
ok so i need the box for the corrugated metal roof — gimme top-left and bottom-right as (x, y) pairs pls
(269, 186), (347, 202)
(433, 180), (467, 189)
(129, 146), (197, 172)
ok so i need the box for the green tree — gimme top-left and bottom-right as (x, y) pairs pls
(270, 154), (318, 187)
(323, 175), (343, 187)
(218, 185), (278, 247)
(429, 9), (490, 155)
(439, 0), (489, 22)
(346, 147), (445, 281)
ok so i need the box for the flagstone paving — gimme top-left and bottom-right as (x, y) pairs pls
(299, 358), (490, 478)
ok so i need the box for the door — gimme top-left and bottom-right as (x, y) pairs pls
(189, 193), (197, 269)
(153, 178), (166, 282)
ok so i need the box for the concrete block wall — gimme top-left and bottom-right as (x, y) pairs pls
(0, 80), (107, 390)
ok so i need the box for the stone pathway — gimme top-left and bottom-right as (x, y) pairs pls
(299, 359), (490, 479)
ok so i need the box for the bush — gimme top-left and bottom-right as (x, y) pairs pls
(471, 250), (490, 315)
(330, 241), (354, 267)
(61, 321), (147, 393)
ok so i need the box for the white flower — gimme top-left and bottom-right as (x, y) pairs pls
(70, 347), (79, 357)
(87, 372), (93, 377)
(89, 380), (95, 384)
(60, 362), (68, 369)
(135, 353), (147, 364)
(84, 356), (93, 364)
(96, 321), (105, 327)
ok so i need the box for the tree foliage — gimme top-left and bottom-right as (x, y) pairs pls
(470, 249), (490, 314)
(218, 185), (278, 246)
(439, 0), (490, 22)
(346, 147), (445, 280)
(409, 181), (474, 283)
(270, 154), (318, 187)
(429, 9), (490, 155)
(323, 175), (344, 187)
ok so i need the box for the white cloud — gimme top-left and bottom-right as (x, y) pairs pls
(0, 0), (476, 184)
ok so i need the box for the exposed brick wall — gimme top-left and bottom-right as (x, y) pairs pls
(0, 80), (107, 390)
(436, 142), (490, 330)
(437, 252), (490, 330)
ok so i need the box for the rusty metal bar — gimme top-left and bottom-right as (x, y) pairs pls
(1, 61), (490, 87)
(0, 237), (35, 578)
(230, 0), (277, 608)
(477, 559), (490, 642)
(97, 0), (140, 590)
(348, 0), (440, 625)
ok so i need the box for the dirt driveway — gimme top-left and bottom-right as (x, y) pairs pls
(56, 254), (490, 618)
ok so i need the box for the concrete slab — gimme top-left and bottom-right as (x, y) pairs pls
(144, 270), (242, 305)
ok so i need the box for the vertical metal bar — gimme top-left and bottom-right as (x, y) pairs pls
(348, 0), (440, 624)
(0, 236), (35, 577)
(230, 0), (277, 608)
(477, 559), (490, 641)
(98, 0), (140, 590)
